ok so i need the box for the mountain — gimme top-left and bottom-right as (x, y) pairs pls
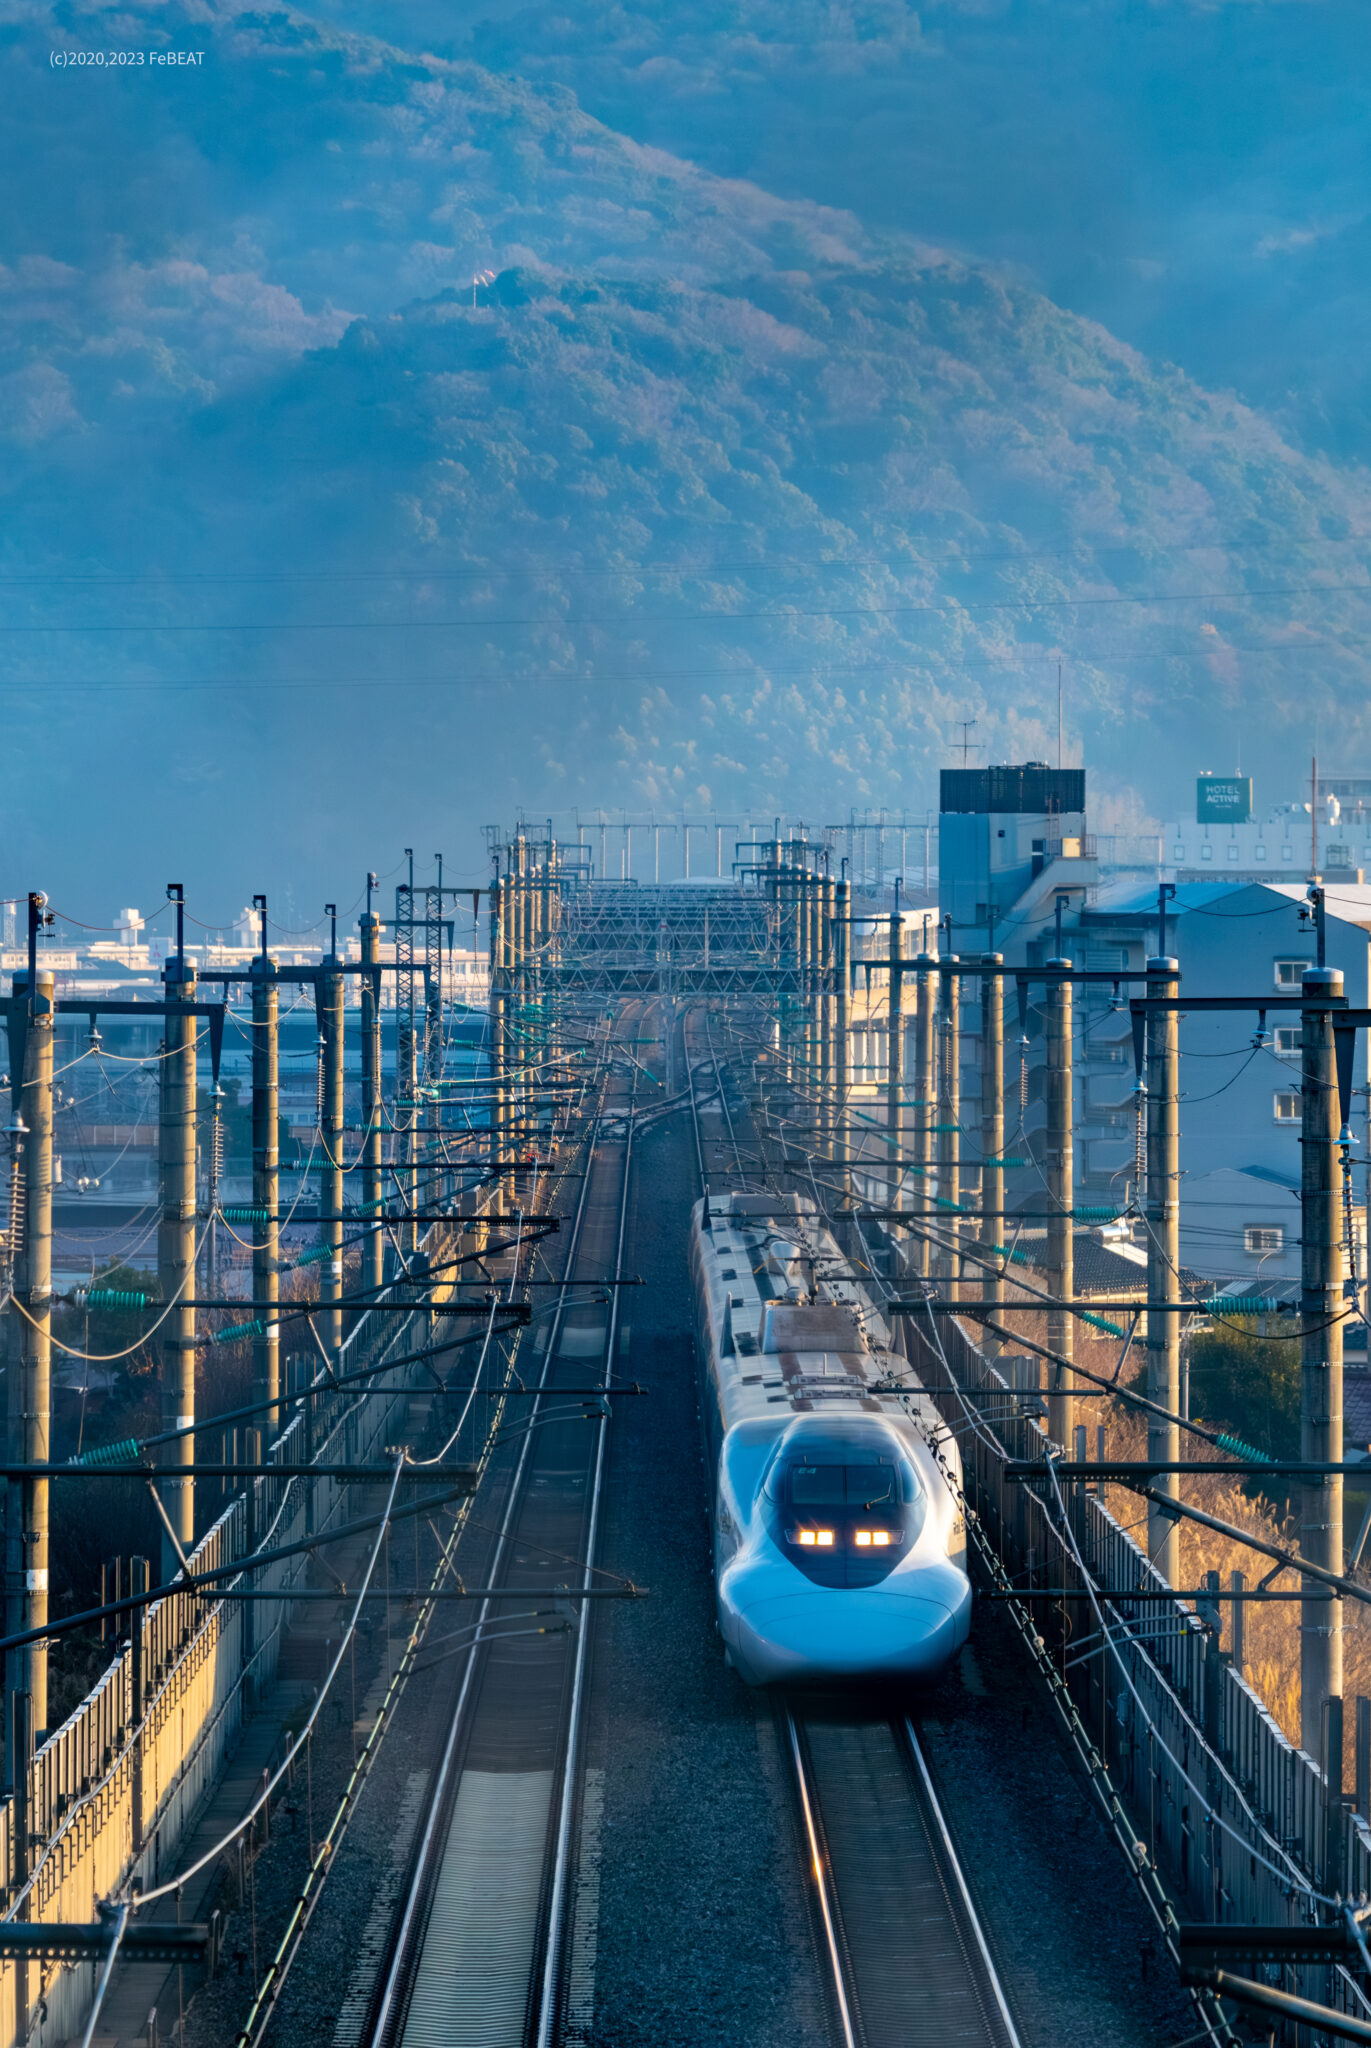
(302, 0), (1371, 470)
(2, 1), (1370, 903)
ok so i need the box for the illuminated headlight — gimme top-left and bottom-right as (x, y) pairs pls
(854, 1530), (893, 1548)
(794, 1529), (835, 1548)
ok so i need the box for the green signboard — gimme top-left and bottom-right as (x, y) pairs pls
(1197, 776), (1252, 823)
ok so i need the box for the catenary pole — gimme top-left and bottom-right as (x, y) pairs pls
(251, 902), (280, 1432)
(937, 951), (960, 1299)
(1301, 962), (1344, 1755)
(158, 887), (197, 1575)
(1145, 951), (1181, 1583)
(6, 915), (52, 1744)
(320, 911), (346, 1366)
(979, 954), (1004, 1358)
(1045, 957), (1074, 1448)
(834, 877), (850, 1192)
(887, 910), (904, 1215)
(913, 950), (937, 1280)
(360, 888), (384, 1294)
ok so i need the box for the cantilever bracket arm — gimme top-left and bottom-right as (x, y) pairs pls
(1014, 968), (1159, 983)
(1129, 993), (1371, 1117)
(33, 996), (228, 1091)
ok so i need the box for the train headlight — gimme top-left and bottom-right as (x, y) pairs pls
(793, 1529), (834, 1548)
(854, 1530), (893, 1548)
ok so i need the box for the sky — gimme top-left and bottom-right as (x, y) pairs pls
(5, 0), (1371, 921)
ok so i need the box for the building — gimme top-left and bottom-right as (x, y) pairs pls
(1159, 771), (1371, 891)
(1092, 879), (1371, 1286)
(938, 763), (1095, 958)
(935, 768), (1371, 1285)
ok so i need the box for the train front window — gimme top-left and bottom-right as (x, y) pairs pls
(790, 1464), (898, 1508)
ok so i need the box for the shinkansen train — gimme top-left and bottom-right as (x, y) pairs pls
(690, 1191), (972, 1686)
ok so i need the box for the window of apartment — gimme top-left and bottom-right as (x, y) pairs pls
(1274, 959), (1311, 989)
(1200, 844), (1214, 860)
(1244, 1225), (1284, 1255)
(1172, 844), (1185, 862)
(1254, 843), (1268, 861)
(1273, 1025), (1303, 1058)
(1274, 1090), (1302, 1122)
(1281, 845), (1294, 861)
(1226, 843), (1240, 861)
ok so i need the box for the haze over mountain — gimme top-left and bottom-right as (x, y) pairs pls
(4, 1), (1370, 907)
(309, 0), (1371, 469)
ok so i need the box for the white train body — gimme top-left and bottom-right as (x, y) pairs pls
(690, 1191), (972, 1687)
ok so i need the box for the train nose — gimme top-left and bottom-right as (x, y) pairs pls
(728, 1581), (970, 1686)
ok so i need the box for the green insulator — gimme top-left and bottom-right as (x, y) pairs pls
(1081, 1311), (1126, 1338)
(82, 1288), (151, 1312)
(212, 1318), (265, 1345)
(293, 1245), (333, 1268)
(69, 1436), (142, 1469)
(222, 1206), (271, 1225)
(1073, 1207), (1122, 1224)
(1215, 1431), (1273, 1466)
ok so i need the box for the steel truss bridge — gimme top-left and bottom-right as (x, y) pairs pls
(548, 881), (794, 999)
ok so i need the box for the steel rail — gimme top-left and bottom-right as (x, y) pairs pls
(703, 1007), (748, 1185)
(686, 1005), (710, 1199)
(532, 1052), (637, 2045)
(784, 1707), (858, 2048)
(901, 1720), (1022, 2048)
(365, 1032), (614, 2047)
(786, 1701), (1022, 2048)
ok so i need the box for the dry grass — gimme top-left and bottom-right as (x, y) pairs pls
(982, 1303), (1371, 1764)
(1097, 1401), (1371, 1765)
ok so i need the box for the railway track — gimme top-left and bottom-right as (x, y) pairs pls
(786, 1702), (1020, 2048)
(685, 1003), (754, 1192)
(363, 1016), (637, 2048)
(689, 1015), (1018, 2048)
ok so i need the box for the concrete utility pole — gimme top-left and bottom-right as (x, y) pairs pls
(913, 952), (938, 1280)
(7, 900), (52, 1742)
(834, 877), (850, 1188)
(887, 912), (904, 1214)
(360, 883), (384, 1294)
(488, 870), (504, 1203)
(320, 905), (345, 1367)
(1301, 963), (1344, 1755)
(820, 874), (835, 1153)
(517, 846), (530, 1193)
(937, 956), (961, 1298)
(1145, 951), (1181, 1583)
(546, 834), (561, 1083)
(1045, 960), (1074, 1447)
(980, 955), (1004, 1356)
(251, 898), (280, 1428)
(398, 852), (420, 1261)
(158, 885), (197, 1576)
(803, 872), (811, 1114)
